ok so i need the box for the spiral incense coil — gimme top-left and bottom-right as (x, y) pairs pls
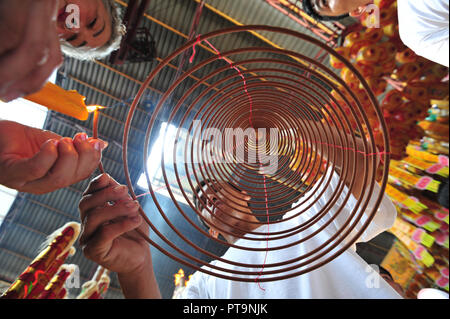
(119, 25), (390, 282)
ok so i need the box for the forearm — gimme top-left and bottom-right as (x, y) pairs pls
(117, 255), (162, 299)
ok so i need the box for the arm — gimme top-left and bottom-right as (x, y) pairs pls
(0, 120), (107, 194)
(118, 262), (161, 299)
(78, 173), (161, 299)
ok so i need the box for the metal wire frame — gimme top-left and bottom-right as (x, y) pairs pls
(115, 25), (390, 282)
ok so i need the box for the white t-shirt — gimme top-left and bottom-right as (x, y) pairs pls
(398, 0), (449, 67)
(182, 169), (402, 299)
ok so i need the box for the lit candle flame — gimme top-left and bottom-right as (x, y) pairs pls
(87, 105), (107, 113)
(186, 274), (192, 286)
(174, 268), (185, 286)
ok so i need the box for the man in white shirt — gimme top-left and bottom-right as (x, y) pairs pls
(302, 0), (449, 67)
(397, 0), (449, 67)
(183, 170), (402, 298)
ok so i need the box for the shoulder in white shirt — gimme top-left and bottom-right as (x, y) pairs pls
(397, 0), (449, 67)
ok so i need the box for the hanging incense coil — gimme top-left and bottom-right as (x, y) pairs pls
(118, 26), (390, 282)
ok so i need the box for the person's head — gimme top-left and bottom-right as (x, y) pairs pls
(56, 0), (125, 60)
(193, 180), (259, 242)
(302, 0), (373, 21)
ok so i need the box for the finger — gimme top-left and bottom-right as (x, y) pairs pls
(72, 133), (102, 181)
(240, 190), (252, 201)
(82, 214), (143, 262)
(79, 184), (132, 220)
(80, 199), (140, 245)
(23, 137), (78, 192)
(0, 0), (58, 99)
(83, 173), (114, 196)
(26, 125), (62, 145)
(5, 139), (59, 191)
(216, 186), (249, 209)
(86, 137), (108, 151)
(228, 185), (251, 201)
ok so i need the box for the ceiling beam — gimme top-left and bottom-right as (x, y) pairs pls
(194, 0), (340, 87)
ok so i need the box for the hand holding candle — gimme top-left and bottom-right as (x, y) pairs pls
(0, 120), (108, 194)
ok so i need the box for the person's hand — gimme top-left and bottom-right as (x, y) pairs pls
(213, 182), (253, 218)
(0, 120), (107, 194)
(78, 173), (150, 275)
(0, 0), (63, 102)
(201, 182), (256, 239)
(79, 174), (161, 299)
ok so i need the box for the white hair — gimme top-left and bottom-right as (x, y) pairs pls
(60, 0), (126, 60)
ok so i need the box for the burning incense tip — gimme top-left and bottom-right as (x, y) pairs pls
(174, 268), (185, 286)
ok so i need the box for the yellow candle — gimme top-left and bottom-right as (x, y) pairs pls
(24, 82), (89, 121)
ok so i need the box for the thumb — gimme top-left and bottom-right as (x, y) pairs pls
(83, 173), (112, 196)
(83, 173), (123, 196)
(241, 190), (252, 201)
(2, 139), (58, 189)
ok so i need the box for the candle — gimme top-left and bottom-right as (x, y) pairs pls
(90, 106), (106, 174)
(24, 82), (89, 121)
